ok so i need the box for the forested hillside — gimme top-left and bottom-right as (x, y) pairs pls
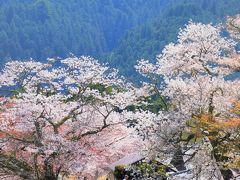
(0, 0), (240, 78)
(110, 0), (240, 77)
(0, 0), (167, 66)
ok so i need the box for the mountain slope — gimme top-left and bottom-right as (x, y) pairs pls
(109, 0), (240, 77)
(0, 0), (167, 66)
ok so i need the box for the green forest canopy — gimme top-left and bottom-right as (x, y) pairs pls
(0, 0), (240, 78)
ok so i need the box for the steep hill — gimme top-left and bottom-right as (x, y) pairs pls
(0, 0), (167, 66)
(0, 0), (240, 79)
(110, 0), (240, 77)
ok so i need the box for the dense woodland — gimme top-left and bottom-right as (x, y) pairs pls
(0, 0), (240, 78)
(0, 0), (167, 67)
(111, 0), (240, 77)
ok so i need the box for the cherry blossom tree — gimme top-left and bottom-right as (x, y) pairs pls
(225, 14), (240, 72)
(0, 57), (150, 179)
(0, 18), (239, 180)
(226, 14), (240, 40)
(136, 21), (240, 179)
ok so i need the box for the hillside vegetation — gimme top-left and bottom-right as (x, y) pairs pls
(110, 0), (240, 77)
(0, 0), (240, 78)
(0, 0), (167, 66)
